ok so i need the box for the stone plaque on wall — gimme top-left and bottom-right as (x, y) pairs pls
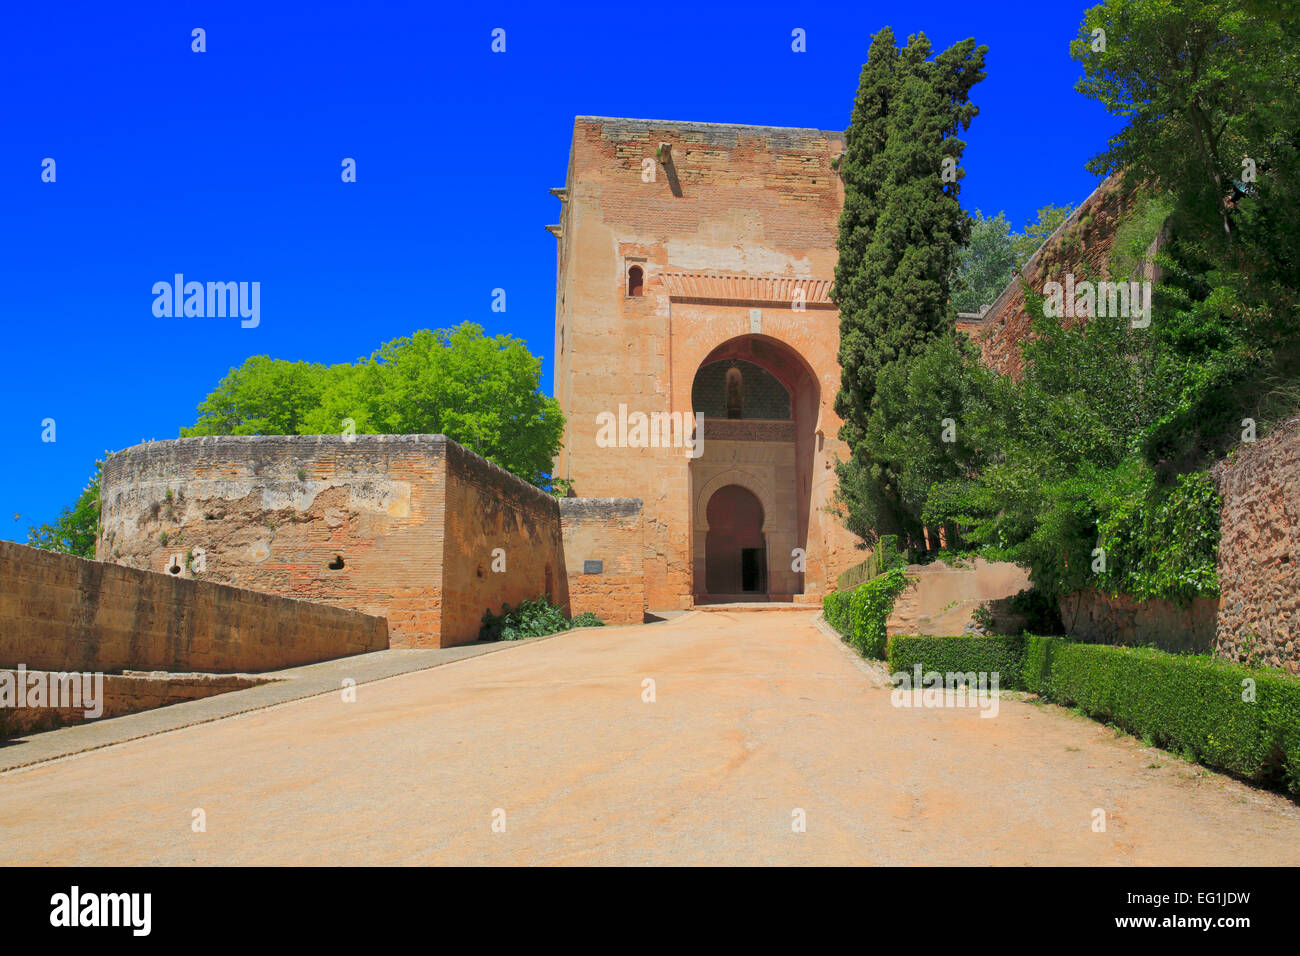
(583, 560), (603, 574)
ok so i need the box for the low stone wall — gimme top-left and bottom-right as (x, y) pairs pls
(99, 434), (447, 649)
(441, 441), (571, 644)
(560, 497), (645, 625)
(1213, 418), (1300, 672)
(0, 540), (389, 673)
(0, 668), (270, 739)
(1058, 589), (1217, 654)
(98, 434), (647, 648)
(886, 558), (1031, 636)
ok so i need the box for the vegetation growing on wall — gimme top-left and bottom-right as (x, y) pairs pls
(832, 0), (1298, 606)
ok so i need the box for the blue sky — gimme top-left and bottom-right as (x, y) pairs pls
(0, 0), (1116, 535)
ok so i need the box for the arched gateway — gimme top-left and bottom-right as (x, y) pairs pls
(690, 334), (820, 603)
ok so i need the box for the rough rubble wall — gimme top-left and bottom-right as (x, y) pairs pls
(1213, 418), (1300, 672)
(99, 434), (446, 647)
(559, 497), (644, 625)
(0, 540), (388, 673)
(441, 440), (571, 644)
(553, 117), (857, 607)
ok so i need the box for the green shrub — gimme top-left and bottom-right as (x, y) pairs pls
(1025, 638), (1300, 792)
(871, 631), (1300, 793)
(479, 597), (604, 642)
(887, 635), (1026, 688)
(836, 534), (909, 591)
(823, 567), (910, 660)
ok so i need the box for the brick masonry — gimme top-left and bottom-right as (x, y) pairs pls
(559, 497), (645, 625)
(551, 117), (860, 609)
(0, 539), (388, 673)
(965, 174), (1141, 379)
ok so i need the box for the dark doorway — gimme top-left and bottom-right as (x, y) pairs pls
(741, 547), (766, 592)
(704, 484), (766, 597)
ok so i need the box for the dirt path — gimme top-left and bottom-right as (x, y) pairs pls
(1, 610), (1296, 865)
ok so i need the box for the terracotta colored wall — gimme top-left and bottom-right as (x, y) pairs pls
(1213, 418), (1300, 672)
(100, 434), (445, 647)
(886, 559), (1031, 636)
(100, 434), (641, 648)
(0, 540), (388, 673)
(1056, 589), (1217, 654)
(559, 497), (644, 625)
(551, 117), (859, 608)
(441, 441), (570, 644)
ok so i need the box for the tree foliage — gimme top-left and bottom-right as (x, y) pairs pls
(184, 323), (565, 486)
(27, 464), (101, 559)
(840, 0), (1297, 602)
(833, 27), (987, 542)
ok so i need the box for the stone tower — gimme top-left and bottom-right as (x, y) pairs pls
(549, 116), (860, 609)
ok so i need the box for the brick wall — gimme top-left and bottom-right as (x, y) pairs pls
(552, 117), (858, 608)
(441, 440), (571, 644)
(1213, 418), (1300, 672)
(966, 175), (1138, 379)
(0, 540), (388, 673)
(559, 497), (644, 625)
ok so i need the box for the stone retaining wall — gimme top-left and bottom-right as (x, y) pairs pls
(0, 539), (389, 673)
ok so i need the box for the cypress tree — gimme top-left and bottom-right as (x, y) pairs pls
(832, 29), (986, 544)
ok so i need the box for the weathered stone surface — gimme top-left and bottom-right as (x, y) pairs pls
(559, 497), (644, 625)
(0, 669), (270, 738)
(0, 539), (388, 673)
(1213, 417), (1300, 672)
(552, 117), (860, 610)
(886, 559), (1031, 636)
(1058, 589), (1217, 654)
(98, 433), (641, 645)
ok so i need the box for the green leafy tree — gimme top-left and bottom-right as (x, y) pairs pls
(27, 464), (101, 558)
(1071, 0), (1290, 243)
(184, 357), (329, 436)
(832, 27), (987, 543)
(185, 323), (565, 486)
(952, 210), (1015, 314)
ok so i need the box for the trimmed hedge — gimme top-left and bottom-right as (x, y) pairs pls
(888, 635), (1025, 689)
(875, 633), (1300, 793)
(1025, 637), (1300, 793)
(822, 567), (909, 660)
